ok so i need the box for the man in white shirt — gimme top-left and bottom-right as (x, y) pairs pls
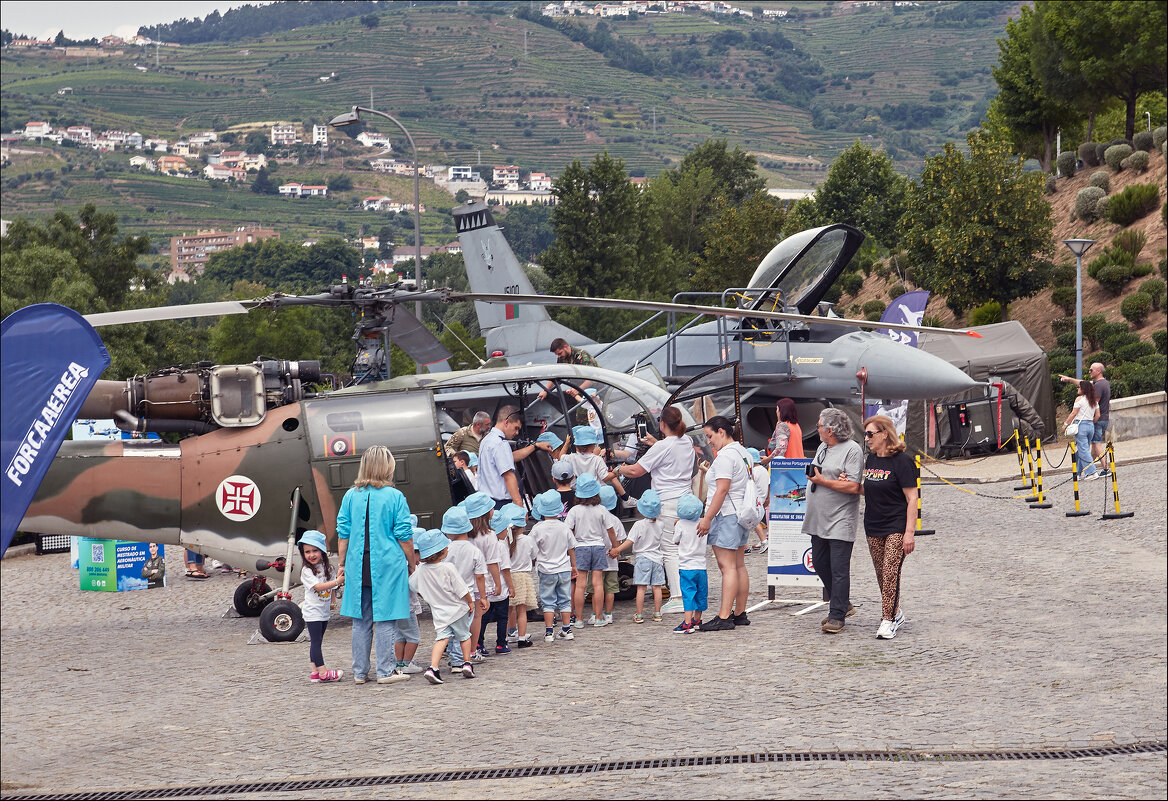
(478, 405), (553, 509)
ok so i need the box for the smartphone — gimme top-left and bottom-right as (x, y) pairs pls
(637, 420), (648, 440)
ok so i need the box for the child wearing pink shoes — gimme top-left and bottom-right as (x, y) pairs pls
(298, 530), (344, 683)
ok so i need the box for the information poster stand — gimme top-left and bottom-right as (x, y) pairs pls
(746, 458), (825, 616)
(78, 538), (166, 592)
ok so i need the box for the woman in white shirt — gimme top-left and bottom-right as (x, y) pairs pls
(695, 415), (752, 631)
(608, 405), (696, 613)
(1062, 379), (1100, 479)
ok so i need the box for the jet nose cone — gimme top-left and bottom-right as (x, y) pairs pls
(862, 336), (980, 399)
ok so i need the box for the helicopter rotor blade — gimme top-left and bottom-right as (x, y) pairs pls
(84, 301), (253, 328)
(385, 309), (453, 367)
(450, 292), (982, 338)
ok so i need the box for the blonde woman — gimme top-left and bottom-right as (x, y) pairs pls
(337, 445), (417, 685)
(860, 415), (918, 640)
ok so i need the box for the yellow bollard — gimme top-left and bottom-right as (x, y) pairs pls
(1023, 435), (1040, 503)
(1065, 441), (1090, 517)
(914, 454), (935, 536)
(1029, 438), (1052, 509)
(1014, 430), (1032, 491)
(1101, 441), (1135, 520)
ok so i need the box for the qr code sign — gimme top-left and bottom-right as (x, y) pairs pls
(90, 543), (105, 563)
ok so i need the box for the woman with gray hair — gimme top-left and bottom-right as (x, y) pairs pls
(800, 408), (863, 634)
(337, 445), (417, 684)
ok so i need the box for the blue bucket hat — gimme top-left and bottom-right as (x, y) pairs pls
(598, 485), (618, 511)
(637, 488), (662, 518)
(676, 493), (704, 522)
(297, 530), (327, 553)
(412, 526), (426, 539)
(441, 506), (472, 535)
(468, 452), (479, 467)
(551, 460), (574, 481)
(502, 502), (528, 529)
(571, 425), (601, 447)
(534, 489), (563, 520)
(746, 447), (761, 465)
(575, 473), (601, 499)
(537, 431), (563, 450)
(490, 508), (511, 534)
(416, 529), (452, 560)
(464, 491), (495, 519)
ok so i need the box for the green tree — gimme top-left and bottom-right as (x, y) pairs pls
(326, 173), (353, 192)
(989, 5), (1081, 170)
(203, 237), (360, 290)
(498, 204), (555, 262)
(251, 166), (276, 195)
(0, 245), (101, 320)
(377, 225), (394, 258)
(691, 193), (788, 291)
(900, 131), (1054, 320)
(807, 141), (908, 249)
(1033, 0), (1167, 140)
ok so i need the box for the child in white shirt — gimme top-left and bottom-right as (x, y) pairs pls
(480, 508), (515, 655)
(672, 493), (708, 633)
(597, 485), (625, 625)
(441, 506), (487, 668)
(565, 473), (620, 629)
(609, 489), (665, 622)
(298, 530), (343, 683)
(504, 503), (537, 647)
(408, 529), (477, 684)
(529, 489), (579, 643)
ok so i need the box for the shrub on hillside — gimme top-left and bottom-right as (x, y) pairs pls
(841, 272), (863, 296)
(1056, 151), (1077, 178)
(1117, 340), (1155, 360)
(1094, 196), (1110, 221)
(1124, 150), (1149, 172)
(1092, 320), (1129, 349)
(1104, 330), (1139, 353)
(1097, 263), (1134, 294)
(967, 301), (1002, 326)
(1120, 293), (1153, 326)
(1048, 261), (1075, 287)
(1154, 127), (1167, 151)
(1153, 329), (1167, 355)
(1055, 331), (1076, 350)
(1132, 262), (1154, 278)
(1106, 183), (1161, 227)
(1132, 131), (1154, 152)
(1078, 142), (1099, 167)
(1074, 186), (1106, 220)
(1139, 278), (1166, 310)
(1050, 285), (1076, 315)
(1112, 229), (1147, 258)
(1089, 170), (1110, 192)
(1044, 174), (1057, 194)
(862, 300), (886, 318)
(1111, 354), (1168, 396)
(1105, 143), (1133, 170)
(888, 283), (906, 300)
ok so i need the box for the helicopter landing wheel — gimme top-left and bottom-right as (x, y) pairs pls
(258, 599), (305, 643)
(233, 578), (272, 617)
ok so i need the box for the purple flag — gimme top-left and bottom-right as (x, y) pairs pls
(866, 291), (930, 427)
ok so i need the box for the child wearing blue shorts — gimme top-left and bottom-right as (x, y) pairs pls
(408, 529), (477, 684)
(671, 493), (708, 634)
(529, 489), (579, 643)
(610, 490), (665, 623)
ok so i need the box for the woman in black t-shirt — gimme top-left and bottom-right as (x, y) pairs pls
(860, 415), (918, 640)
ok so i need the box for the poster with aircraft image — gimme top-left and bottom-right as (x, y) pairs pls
(766, 458), (821, 588)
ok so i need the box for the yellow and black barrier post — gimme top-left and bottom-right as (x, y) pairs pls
(1029, 438), (1052, 509)
(1014, 429), (1032, 491)
(914, 454), (935, 536)
(1065, 441), (1090, 517)
(1101, 441), (1135, 520)
(1023, 435), (1040, 502)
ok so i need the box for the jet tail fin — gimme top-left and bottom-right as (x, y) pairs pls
(454, 202), (593, 359)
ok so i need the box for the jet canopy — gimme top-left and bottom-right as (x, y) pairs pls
(745, 224), (864, 315)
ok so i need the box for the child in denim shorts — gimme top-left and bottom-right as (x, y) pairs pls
(529, 489), (578, 643)
(565, 474), (620, 629)
(610, 489), (665, 622)
(408, 529), (477, 685)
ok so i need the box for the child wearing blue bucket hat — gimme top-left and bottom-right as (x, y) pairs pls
(464, 492), (506, 659)
(441, 506), (488, 668)
(597, 485), (624, 625)
(671, 493), (708, 633)
(298, 530), (344, 683)
(536, 431), (567, 460)
(529, 489), (579, 643)
(566, 474), (621, 628)
(477, 509), (515, 655)
(610, 489), (666, 622)
(409, 529), (477, 684)
(503, 503), (538, 647)
(745, 448), (770, 555)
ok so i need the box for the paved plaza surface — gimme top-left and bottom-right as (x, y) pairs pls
(1, 457), (1165, 799)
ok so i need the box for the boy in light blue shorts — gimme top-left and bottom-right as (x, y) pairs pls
(610, 490), (665, 623)
(672, 493), (708, 634)
(529, 489), (578, 643)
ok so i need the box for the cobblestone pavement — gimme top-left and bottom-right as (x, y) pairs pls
(2, 460), (1165, 798)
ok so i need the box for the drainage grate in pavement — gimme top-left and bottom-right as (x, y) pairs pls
(7, 742), (1164, 800)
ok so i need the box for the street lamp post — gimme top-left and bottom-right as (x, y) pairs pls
(1062, 238), (1096, 381)
(328, 105), (424, 338)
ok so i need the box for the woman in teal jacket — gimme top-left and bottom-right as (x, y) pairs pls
(337, 445), (416, 684)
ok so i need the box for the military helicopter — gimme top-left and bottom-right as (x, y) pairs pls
(16, 230), (977, 641)
(453, 201), (982, 447)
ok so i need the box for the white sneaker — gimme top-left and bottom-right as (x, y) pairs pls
(756, 540), (769, 554)
(620, 496), (639, 509)
(400, 661), (424, 675)
(604, 613), (613, 624)
(572, 618), (584, 629)
(556, 629), (574, 640)
(875, 619), (895, 639)
(659, 598), (685, 614)
(592, 616), (609, 627)
(890, 609), (905, 635)
(506, 628), (519, 643)
(586, 614), (598, 625)
(544, 632), (555, 643)
(377, 671), (410, 684)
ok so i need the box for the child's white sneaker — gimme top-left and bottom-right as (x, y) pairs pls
(604, 613), (613, 624)
(544, 628), (555, 643)
(556, 628), (574, 641)
(586, 614), (598, 625)
(506, 628), (519, 643)
(592, 616), (609, 627)
(400, 660), (424, 675)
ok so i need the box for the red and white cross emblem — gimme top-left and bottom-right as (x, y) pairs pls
(216, 475), (261, 522)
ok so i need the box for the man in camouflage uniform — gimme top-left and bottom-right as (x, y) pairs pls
(537, 338), (597, 402)
(447, 410), (491, 456)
